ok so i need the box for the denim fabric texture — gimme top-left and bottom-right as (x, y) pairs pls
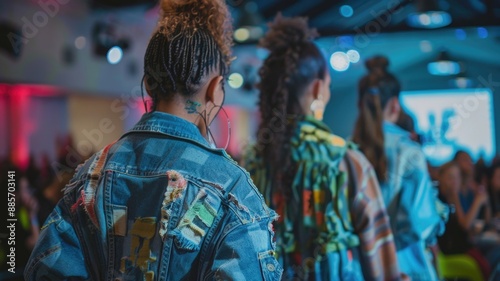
(381, 121), (447, 281)
(25, 111), (281, 281)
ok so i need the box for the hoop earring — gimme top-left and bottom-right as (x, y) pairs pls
(206, 105), (232, 150)
(310, 95), (325, 121)
(140, 75), (148, 113)
(196, 105), (231, 150)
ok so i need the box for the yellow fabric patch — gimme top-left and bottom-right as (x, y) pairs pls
(331, 135), (346, 147)
(127, 217), (157, 277)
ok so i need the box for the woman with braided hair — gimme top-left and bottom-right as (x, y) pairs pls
(352, 56), (447, 281)
(246, 15), (404, 280)
(25, 0), (281, 280)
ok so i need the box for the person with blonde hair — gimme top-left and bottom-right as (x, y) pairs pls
(25, 1), (281, 280)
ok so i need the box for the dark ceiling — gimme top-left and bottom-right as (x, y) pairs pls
(247, 0), (500, 36)
(87, 0), (499, 36)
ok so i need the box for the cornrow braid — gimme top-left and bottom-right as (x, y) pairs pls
(144, 0), (233, 110)
(256, 15), (327, 197)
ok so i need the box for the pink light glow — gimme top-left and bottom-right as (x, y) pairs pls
(10, 86), (30, 170)
(3, 83), (63, 169)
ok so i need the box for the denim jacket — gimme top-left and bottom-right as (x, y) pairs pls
(381, 122), (447, 281)
(25, 111), (282, 281)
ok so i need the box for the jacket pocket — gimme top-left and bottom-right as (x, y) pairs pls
(258, 250), (283, 281)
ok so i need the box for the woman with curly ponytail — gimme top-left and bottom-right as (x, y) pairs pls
(353, 56), (447, 281)
(246, 15), (404, 280)
(25, 1), (282, 280)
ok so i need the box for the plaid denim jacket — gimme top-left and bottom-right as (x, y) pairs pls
(25, 111), (281, 281)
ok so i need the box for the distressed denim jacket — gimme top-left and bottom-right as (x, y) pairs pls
(25, 111), (282, 281)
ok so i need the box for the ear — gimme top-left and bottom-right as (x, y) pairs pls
(390, 97), (401, 115)
(205, 75), (224, 105)
(144, 76), (153, 98)
(311, 79), (322, 100)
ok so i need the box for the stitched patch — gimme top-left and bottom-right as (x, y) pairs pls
(112, 205), (127, 236)
(121, 217), (157, 279)
(172, 188), (219, 250)
(176, 189), (216, 245)
(159, 170), (187, 239)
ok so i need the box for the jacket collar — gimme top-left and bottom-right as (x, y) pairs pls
(302, 115), (333, 133)
(383, 121), (410, 137)
(126, 111), (210, 147)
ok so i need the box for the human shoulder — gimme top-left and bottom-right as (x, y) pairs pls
(224, 161), (277, 223)
(344, 143), (374, 176)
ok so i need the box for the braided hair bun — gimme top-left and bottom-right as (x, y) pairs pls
(157, 0), (233, 66)
(259, 13), (318, 52)
(143, 0), (233, 108)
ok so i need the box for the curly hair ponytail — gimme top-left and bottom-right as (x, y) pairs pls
(256, 14), (327, 196)
(143, 0), (233, 110)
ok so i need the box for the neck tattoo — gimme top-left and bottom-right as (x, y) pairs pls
(185, 100), (201, 114)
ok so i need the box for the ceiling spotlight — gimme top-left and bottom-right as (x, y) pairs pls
(339, 5), (354, 18)
(450, 72), (473, 88)
(346, 50), (360, 63)
(107, 46), (123, 64)
(477, 27), (488, 39)
(228, 73), (244, 89)
(427, 51), (460, 76)
(234, 1), (264, 43)
(330, 52), (350, 72)
(234, 28), (250, 42)
(407, 0), (451, 29)
(92, 22), (130, 58)
(75, 36), (86, 50)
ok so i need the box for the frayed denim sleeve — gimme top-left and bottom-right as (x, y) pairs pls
(24, 199), (89, 281)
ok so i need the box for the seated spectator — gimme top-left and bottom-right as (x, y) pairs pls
(437, 161), (491, 278)
(454, 150), (491, 226)
(488, 162), (500, 219)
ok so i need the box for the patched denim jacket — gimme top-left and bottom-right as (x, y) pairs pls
(25, 112), (282, 281)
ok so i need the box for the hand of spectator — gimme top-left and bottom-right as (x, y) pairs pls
(474, 187), (489, 206)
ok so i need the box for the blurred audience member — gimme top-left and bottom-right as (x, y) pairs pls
(0, 174), (39, 281)
(35, 172), (74, 226)
(454, 150), (491, 226)
(0, 136), (82, 279)
(476, 157), (489, 187)
(25, 154), (40, 189)
(488, 162), (500, 218)
(39, 153), (55, 189)
(437, 162), (491, 278)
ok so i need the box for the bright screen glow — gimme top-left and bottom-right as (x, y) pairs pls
(400, 88), (496, 166)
